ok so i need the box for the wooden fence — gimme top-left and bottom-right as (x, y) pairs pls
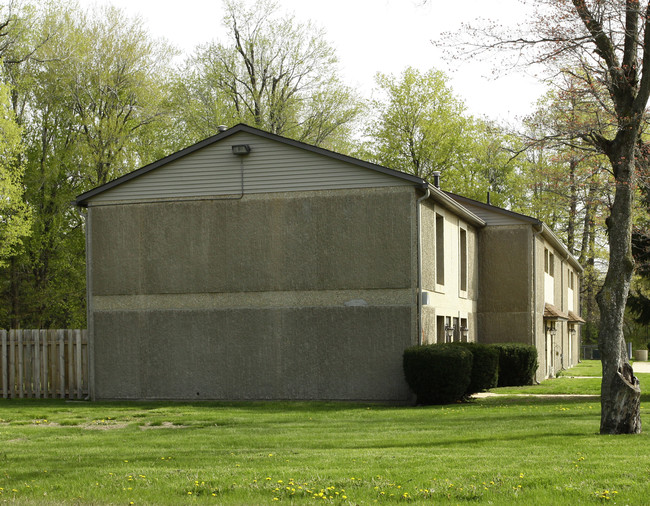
(1, 329), (89, 399)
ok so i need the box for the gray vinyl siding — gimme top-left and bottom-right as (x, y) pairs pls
(88, 132), (412, 203)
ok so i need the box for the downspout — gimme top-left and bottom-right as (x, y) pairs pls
(417, 186), (430, 346)
(533, 224), (543, 380)
(83, 206), (95, 401)
(532, 224), (543, 346)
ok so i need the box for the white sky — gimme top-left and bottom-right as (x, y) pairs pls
(86, 0), (546, 124)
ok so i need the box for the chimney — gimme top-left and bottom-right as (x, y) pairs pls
(487, 191), (491, 205)
(217, 125), (228, 133)
(432, 171), (441, 188)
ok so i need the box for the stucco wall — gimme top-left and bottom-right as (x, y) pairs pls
(477, 225), (534, 344)
(93, 306), (413, 400)
(87, 186), (417, 401)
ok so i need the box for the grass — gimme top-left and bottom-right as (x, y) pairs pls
(557, 360), (603, 377)
(0, 361), (648, 504)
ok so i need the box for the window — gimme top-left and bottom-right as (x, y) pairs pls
(549, 252), (555, 277)
(460, 229), (467, 292)
(460, 318), (468, 342)
(544, 248), (555, 277)
(544, 249), (548, 273)
(445, 316), (452, 343)
(569, 270), (574, 289)
(544, 248), (555, 305)
(436, 214), (444, 286)
(436, 315), (445, 343)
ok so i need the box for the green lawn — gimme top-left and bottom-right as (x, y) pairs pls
(0, 361), (648, 504)
(557, 360), (603, 377)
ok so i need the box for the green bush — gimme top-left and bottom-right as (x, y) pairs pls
(492, 343), (538, 387)
(452, 342), (499, 394)
(403, 344), (473, 404)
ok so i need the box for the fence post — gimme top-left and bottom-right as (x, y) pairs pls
(67, 330), (74, 400)
(41, 330), (48, 398)
(82, 330), (89, 398)
(74, 330), (82, 399)
(1, 330), (6, 399)
(17, 329), (23, 398)
(9, 329), (15, 398)
(58, 329), (65, 399)
(34, 329), (41, 398)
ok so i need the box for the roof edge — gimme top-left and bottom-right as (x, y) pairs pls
(444, 191), (583, 273)
(427, 185), (486, 227)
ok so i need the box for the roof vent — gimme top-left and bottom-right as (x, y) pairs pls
(217, 125), (228, 132)
(432, 171), (441, 188)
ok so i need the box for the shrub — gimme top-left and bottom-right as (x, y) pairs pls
(403, 344), (473, 404)
(452, 342), (499, 394)
(492, 343), (538, 387)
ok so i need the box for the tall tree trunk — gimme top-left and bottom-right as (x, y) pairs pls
(567, 158), (577, 252)
(597, 140), (641, 434)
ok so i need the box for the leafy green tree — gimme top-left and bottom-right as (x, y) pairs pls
(366, 67), (466, 181)
(0, 80), (30, 264)
(0, 1), (177, 328)
(172, 0), (362, 151)
(449, 0), (650, 433)
(365, 66), (519, 203)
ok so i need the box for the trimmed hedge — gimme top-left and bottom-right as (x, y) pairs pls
(403, 344), (473, 404)
(492, 343), (538, 386)
(452, 342), (500, 394)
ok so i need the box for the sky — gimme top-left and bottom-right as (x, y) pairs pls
(85, 0), (546, 124)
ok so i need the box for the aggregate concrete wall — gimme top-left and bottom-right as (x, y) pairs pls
(87, 187), (417, 401)
(90, 188), (413, 295)
(93, 306), (413, 400)
(477, 225), (534, 345)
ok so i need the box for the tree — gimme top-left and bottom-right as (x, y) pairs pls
(173, 0), (361, 151)
(0, 80), (30, 265)
(365, 66), (520, 204)
(448, 0), (650, 433)
(0, 1), (177, 328)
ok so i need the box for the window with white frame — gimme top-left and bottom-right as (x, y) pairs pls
(544, 248), (555, 305)
(436, 213), (445, 286)
(459, 228), (467, 294)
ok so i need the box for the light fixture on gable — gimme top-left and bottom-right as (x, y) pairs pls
(231, 144), (251, 155)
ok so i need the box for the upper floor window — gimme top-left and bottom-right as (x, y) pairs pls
(459, 228), (467, 292)
(544, 248), (555, 305)
(544, 249), (555, 277)
(436, 213), (445, 286)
